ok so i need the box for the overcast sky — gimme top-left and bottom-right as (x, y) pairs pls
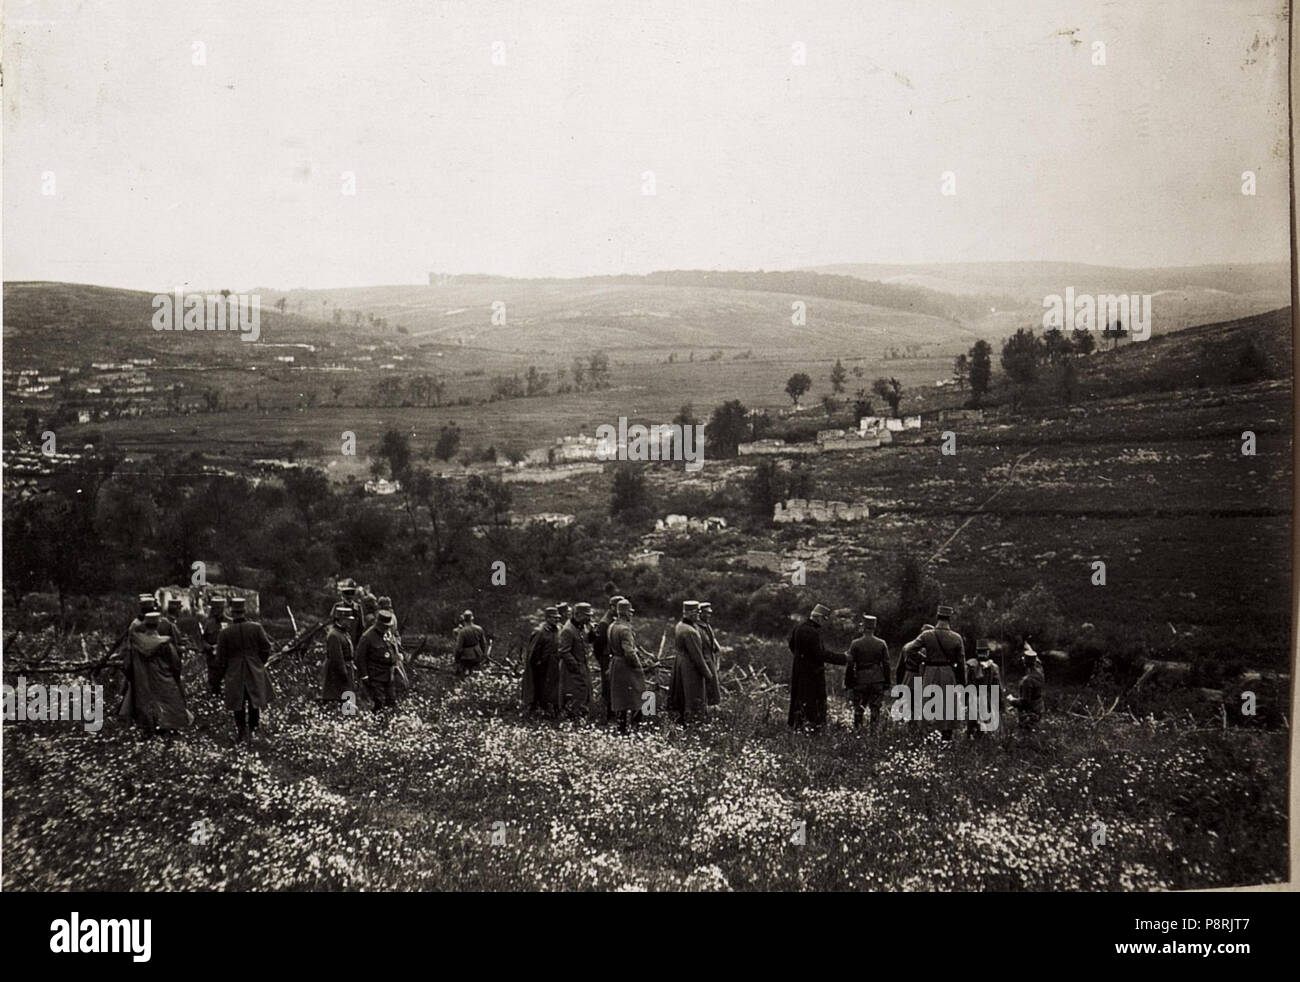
(2, 0), (1291, 290)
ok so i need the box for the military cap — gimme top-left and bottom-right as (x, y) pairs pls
(698, 601), (713, 611)
(810, 603), (831, 619)
(975, 639), (990, 653)
(167, 597), (183, 610)
(461, 609), (474, 621)
(377, 596), (393, 609)
(229, 596), (247, 610)
(616, 598), (633, 612)
(1022, 645), (1040, 660)
(331, 603), (353, 620)
(556, 601), (571, 613)
(376, 609), (395, 626)
(143, 610), (162, 624)
(609, 594), (625, 607)
(861, 614), (878, 629)
(138, 593), (156, 606)
(573, 602), (593, 616)
(210, 596), (227, 607)
(339, 583), (357, 595)
(682, 600), (700, 615)
(935, 604), (954, 619)
(543, 606), (559, 617)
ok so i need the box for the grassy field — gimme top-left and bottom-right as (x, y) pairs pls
(2, 644), (1287, 891)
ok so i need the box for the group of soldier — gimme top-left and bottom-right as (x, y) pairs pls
(117, 582), (1046, 745)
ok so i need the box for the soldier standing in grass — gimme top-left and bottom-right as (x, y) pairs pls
(697, 601), (722, 707)
(129, 593), (158, 634)
(119, 610), (192, 734)
(320, 603), (357, 705)
(787, 603), (848, 731)
(159, 597), (191, 659)
(608, 598), (647, 734)
(453, 610), (489, 675)
(557, 602), (595, 721)
(338, 583), (365, 646)
(670, 601), (716, 724)
(919, 605), (966, 741)
(215, 596), (273, 744)
(357, 609), (400, 710)
(522, 606), (562, 717)
(201, 596), (227, 696)
(1008, 641), (1044, 731)
(592, 593), (622, 722)
(966, 639), (1001, 739)
(894, 623), (933, 728)
(846, 614), (891, 733)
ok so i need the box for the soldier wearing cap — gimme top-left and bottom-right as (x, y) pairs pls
(917, 605), (967, 740)
(356, 608), (400, 710)
(668, 601), (715, 724)
(846, 614), (892, 733)
(376, 596), (399, 638)
(214, 596), (273, 744)
(557, 602), (595, 720)
(608, 598), (647, 733)
(320, 602), (357, 704)
(787, 603), (849, 730)
(159, 597), (192, 658)
(360, 593), (380, 633)
(697, 602), (722, 707)
(453, 610), (489, 675)
(119, 609), (192, 734)
(130, 593), (159, 634)
(965, 639), (1001, 738)
(1008, 639), (1044, 730)
(337, 583), (365, 646)
(522, 606), (562, 717)
(201, 596), (228, 695)
(592, 593), (623, 721)
(894, 622), (933, 726)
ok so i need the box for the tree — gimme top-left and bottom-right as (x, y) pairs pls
(1000, 328), (1042, 411)
(282, 466), (331, 534)
(968, 340), (992, 402)
(275, 297), (287, 316)
(829, 359), (847, 395)
(852, 389), (874, 423)
(705, 399), (751, 457)
(1073, 329), (1096, 357)
(871, 377), (903, 417)
(784, 372), (812, 408)
(525, 365), (550, 397)
(588, 351), (611, 388)
(1043, 327), (1067, 364)
(610, 464), (650, 519)
(821, 394), (839, 420)
(953, 354), (968, 389)
(1104, 318), (1128, 350)
(571, 357), (587, 390)
(434, 423), (462, 462)
(374, 429), (413, 481)
(330, 381), (347, 404)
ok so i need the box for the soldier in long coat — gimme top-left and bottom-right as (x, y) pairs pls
(1008, 642), (1044, 730)
(337, 584), (365, 646)
(320, 603), (357, 703)
(119, 610), (191, 733)
(668, 601), (714, 724)
(608, 598), (647, 733)
(847, 614), (892, 732)
(356, 609), (399, 710)
(917, 605), (966, 739)
(454, 610), (489, 675)
(787, 603), (848, 730)
(214, 596), (273, 743)
(200, 596), (227, 696)
(965, 639), (1001, 738)
(557, 602), (595, 721)
(698, 601), (722, 707)
(129, 593), (158, 634)
(521, 606), (562, 716)
(592, 596), (621, 721)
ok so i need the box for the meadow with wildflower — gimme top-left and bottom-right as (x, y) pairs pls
(2, 638), (1287, 892)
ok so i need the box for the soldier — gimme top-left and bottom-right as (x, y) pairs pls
(917, 605), (966, 740)
(787, 603), (848, 731)
(1008, 641), (1044, 731)
(159, 598), (191, 659)
(697, 601), (722, 707)
(668, 601), (714, 724)
(129, 593), (158, 634)
(376, 596), (399, 639)
(320, 602), (357, 705)
(214, 596), (273, 745)
(966, 639), (1001, 738)
(119, 610), (191, 734)
(356, 608), (399, 711)
(453, 610), (489, 675)
(200, 596), (227, 696)
(338, 583), (365, 646)
(521, 606), (562, 717)
(608, 598), (647, 734)
(360, 593), (379, 633)
(557, 602), (595, 721)
(592, 594), (622, 721)
(556, 601), (572, 624)
(847, 614), (892, 733)
(894, 623), (933, 727)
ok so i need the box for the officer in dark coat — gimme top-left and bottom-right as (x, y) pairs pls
(592, 595), (621, 721)
(337, 583), (365, 646)
(215, 596), (273, 743)
(847, 614), (892, 732)
(557, 603), (595, 721)
(454, 610), (489, 675)
(356, 609), (399, 710)
(1008, 642), (1044, 730)
(669, 601), (715, 724)
(787, 603), (848, 730)
(918, 605), (966, 739)
(320, 603), (357, 703)
(119, 610), (191, 733)
(129, 593), (158, 635)
(966, 639), (1001, 737)
(201, 596), (227, 695)
(521, 606), (562, 716)
(698, 601), (722, 706)
(608, 598), (647, 733)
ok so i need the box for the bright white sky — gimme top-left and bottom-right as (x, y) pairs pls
(2, 0), (1291, 290)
